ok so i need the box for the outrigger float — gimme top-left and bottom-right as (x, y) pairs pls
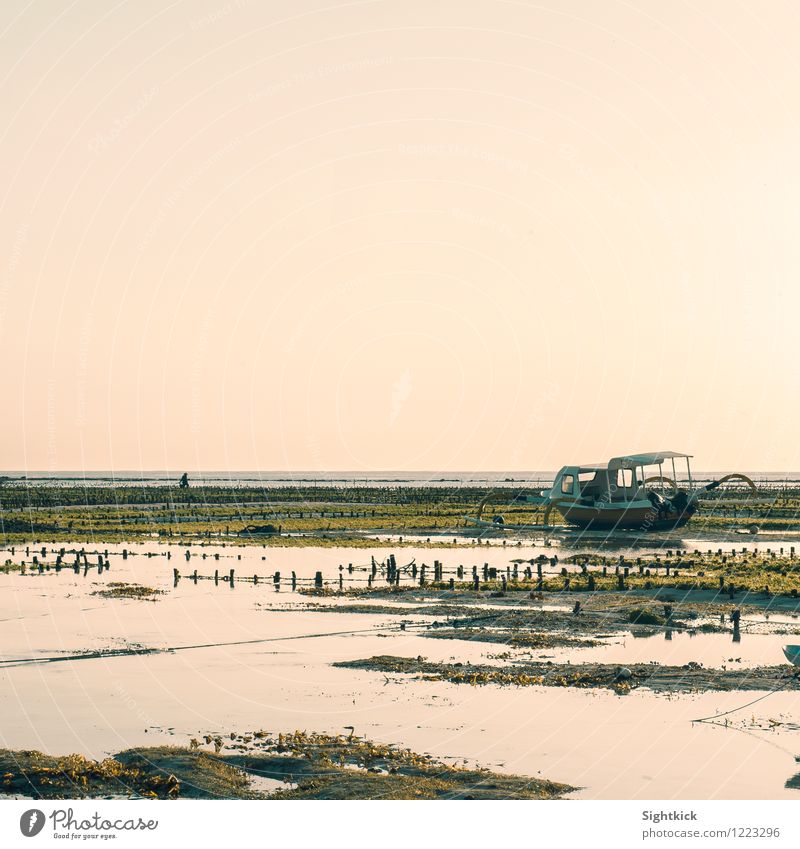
(469, 451), (755, 533)
(783, 645), (800, 666)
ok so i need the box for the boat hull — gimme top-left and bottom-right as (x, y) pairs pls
(555, 502), (695, 531)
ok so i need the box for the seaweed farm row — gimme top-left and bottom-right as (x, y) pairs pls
(1, 480), (799, 544)
(5, 539), (800, 596)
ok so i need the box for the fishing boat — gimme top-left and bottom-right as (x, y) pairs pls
(537, 452), (756, 531)
(468, 451), (755, 533)
(537, 451), (695, 531)
(783, 645), (800, 666)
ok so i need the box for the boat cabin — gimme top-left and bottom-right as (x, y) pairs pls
(548, 451), (693, 506)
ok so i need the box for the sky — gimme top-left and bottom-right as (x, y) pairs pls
(1, 0), (799, 473)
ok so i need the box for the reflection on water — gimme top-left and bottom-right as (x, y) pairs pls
(663, 621), (739, 644)
(513, 613), (795, 671)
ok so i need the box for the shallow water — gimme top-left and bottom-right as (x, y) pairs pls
(531, 628), (796, 670)
(2, 541), (800, 799)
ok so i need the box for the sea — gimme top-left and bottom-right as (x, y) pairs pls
(2, 470), (799, 487)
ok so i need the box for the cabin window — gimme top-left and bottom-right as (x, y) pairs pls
(561, 474), (575, 495)
(578, 470), (602, 497)
(616, 469), (633, 488)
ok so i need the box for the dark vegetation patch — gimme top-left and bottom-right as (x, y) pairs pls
(336, 655), (800, 695)
(91, 582), (165, 600)
(0, 732), (574, 800)
(627, 608), (666, 626)
(421, 627), (600, 649)
(211, 730), (573, 799)
(0, 747), (253, 799)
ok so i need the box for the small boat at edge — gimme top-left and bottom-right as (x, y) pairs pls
(470, 450), (756, 533)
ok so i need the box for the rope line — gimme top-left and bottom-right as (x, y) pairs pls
(692, 676), (797, 724)
(0, 620), (439, 669)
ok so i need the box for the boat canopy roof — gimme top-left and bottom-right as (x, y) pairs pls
(609, 451), (692, 469)
(560, 452), (692, 475)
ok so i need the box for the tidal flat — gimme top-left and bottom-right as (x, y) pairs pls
(2, 483), (800, 799)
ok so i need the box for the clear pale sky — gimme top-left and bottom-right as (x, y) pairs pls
(1, 1), (798, 473)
